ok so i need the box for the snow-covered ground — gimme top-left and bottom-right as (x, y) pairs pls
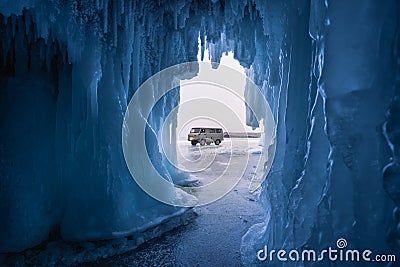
(177, 138), (264, 185)
(174, 138), (266, 206)
(95, 138), (265, 266)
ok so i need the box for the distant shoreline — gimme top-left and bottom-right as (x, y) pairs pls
(178, 132), (262, 140)
(223, 132), (261, 138)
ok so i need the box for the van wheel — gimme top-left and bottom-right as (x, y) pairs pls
(200, 139), (206, 146)
(191, 141), (197, 146)
(215, 139), (221, 145)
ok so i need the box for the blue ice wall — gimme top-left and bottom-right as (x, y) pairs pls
(242, 1), (400, 266)
(0, 1), (199, 252)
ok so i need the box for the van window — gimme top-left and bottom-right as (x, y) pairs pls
(190, 128), (200, 133)
(200, 129), (205, 133)
(209, 129), (215, 133)
(216, 129), (222, 133)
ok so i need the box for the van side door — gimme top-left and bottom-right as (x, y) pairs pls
(199, 128), (206, 140)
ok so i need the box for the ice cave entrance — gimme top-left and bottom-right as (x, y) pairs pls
(173, 46), (265, 192)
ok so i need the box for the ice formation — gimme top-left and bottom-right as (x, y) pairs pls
(0, 0), (199, 252)
(0, 1), (399, 266)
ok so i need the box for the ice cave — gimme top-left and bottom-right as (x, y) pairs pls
(0, 0), (399, 266)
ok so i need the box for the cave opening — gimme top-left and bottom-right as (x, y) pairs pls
(164, 36), (268, 191)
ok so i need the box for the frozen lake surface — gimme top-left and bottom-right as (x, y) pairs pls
(175, 138), (267, 206)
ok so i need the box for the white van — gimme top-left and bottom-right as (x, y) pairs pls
(188, 127), (224, 146)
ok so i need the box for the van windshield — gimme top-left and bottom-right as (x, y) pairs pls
(190, 128), (200, 133)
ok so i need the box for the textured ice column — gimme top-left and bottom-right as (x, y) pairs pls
(279, 0), (331, 251)
(319, 0), (398, 251)
(61, 33), (165, 241)
(242, 1), (314, 263)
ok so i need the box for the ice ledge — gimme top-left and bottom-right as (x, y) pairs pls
(0, 208), (197, 266)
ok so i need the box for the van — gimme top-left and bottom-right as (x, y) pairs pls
(188, 127), (224, 146)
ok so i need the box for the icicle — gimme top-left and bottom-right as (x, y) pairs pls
(113, 1), (117, 47)
(120, 0), (124, 15)
(174, 4), (178, 30)
(200, 32), (205, 61)
(10, 14), (16, 37)
(103, 0), (108, 33)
